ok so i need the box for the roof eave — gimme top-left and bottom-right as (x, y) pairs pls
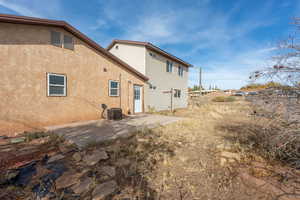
(107, 40), (191, 67)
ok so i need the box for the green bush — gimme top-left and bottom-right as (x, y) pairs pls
(212, 96), (235, 102)
(24, 131), (47, 142)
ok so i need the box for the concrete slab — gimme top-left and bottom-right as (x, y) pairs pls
(47, 114), (184, 149)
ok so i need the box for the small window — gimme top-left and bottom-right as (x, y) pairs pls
(51, 31), (62, 47)
(47, 73), (66, 96)
(109, 80), (119, 97)
(178, 66), (184, 77)
(115, 45), (119, 49)
(166, 61), (173, 72)
(174, 89), (181, 98)
(64, 35), (74, 50)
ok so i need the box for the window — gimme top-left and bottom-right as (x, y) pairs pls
(64, 35), (74, 50)
(47, 73), (66, 96)
(178, 66), (184, 77)
(174, 89), (181, 98)
(109, 80), (119, 96)
(166, 61), (173, 72)
(115, 45), (119, 49)
(149, 52), (156, 57)
(51, 31), (62, 47)
(149, 84), (157, 90)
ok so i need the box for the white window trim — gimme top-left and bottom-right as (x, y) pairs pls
(109, 80), (120, 97)
(47, 73), (67, 97)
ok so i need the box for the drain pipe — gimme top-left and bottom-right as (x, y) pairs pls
(119, 73), (122, 108)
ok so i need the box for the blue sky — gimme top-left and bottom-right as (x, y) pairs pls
(0, 0), (299, 89)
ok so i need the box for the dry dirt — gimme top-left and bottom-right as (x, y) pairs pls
(133, 98), (300, 200)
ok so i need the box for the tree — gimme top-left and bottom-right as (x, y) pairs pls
(250, 18), (300, 88)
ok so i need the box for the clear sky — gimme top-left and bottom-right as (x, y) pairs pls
(0, 0), (299, 89)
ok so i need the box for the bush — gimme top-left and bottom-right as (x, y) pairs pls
(212, 96), (235, 102)
(23, 131), (48, 142)
(219, 119), (300, 169)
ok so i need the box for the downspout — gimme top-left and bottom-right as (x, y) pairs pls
(119, 73), (122, 108)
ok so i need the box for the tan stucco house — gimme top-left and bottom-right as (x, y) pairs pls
(107, 40), (191, 112)
(0, 14), (148, 136)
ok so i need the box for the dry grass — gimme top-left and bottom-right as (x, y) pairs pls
(212, 96), (236, 102)
(126, 100), (268, 200)
(133, 98), (300, 199)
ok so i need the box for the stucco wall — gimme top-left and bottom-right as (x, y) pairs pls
(0, 22), (145, 136)
(109, 43), (146, 74)
(145, 49), (189, 111)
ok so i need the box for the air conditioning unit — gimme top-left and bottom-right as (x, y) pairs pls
(107, 108), (123, 120)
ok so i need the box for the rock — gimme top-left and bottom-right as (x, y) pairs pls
(0, 170), (19, 184)
(58, 142), (75, 153)
(0, 139), (10, 146)
(34, 165), (51, 180)
(92, 180), (118, 200)
(40, 192), (56, 200)
(71, 177), (93, 194)
(0, 147), (15, 152)
(47, 154), (65, 164)
(10, 137), (26, 144)
(15, 162), (37, 187)
(28, 136), (50, 145)
(19, 146), (38, 152)
(55, 171), (81, 189)
(72, 152), (82, 162)
(83, 150), (108, 166)
(33, 162), (67, 198)
(101, 166), (116, 177)
(115, 158), (130, 167)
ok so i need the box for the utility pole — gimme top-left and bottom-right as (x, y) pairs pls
(170, 88), (173, 112)
(199, 67), (202, 96)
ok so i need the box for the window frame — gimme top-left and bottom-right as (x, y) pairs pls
(174, 89), (181, 98)
(178, 66), (184, 77)
(50, 31), (62, 47)
(109, 80), (120, 97)
(166, 60), (173, 73)
(63, 34), (74, 50)
(47, 73), (67, 97)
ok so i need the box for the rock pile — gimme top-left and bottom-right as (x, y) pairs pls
(0, 139), (132, 200)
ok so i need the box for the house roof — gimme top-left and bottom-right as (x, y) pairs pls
(0, 14), (149, 81)
(106, 40), (192, 67)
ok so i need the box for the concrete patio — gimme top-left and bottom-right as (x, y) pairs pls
(45, 114), (184, 149)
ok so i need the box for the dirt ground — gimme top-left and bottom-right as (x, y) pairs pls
(1, 97), (299, 200)
(133, 97), (300, 200)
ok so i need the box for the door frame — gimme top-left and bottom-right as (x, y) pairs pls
(133, 84), (144, 114)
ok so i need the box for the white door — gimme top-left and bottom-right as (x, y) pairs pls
(134, 85), (142, 113)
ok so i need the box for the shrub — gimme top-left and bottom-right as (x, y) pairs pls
(23, 131), (48, 142)
(212, 96), (235, 102)
(219, 119), (300, 169)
